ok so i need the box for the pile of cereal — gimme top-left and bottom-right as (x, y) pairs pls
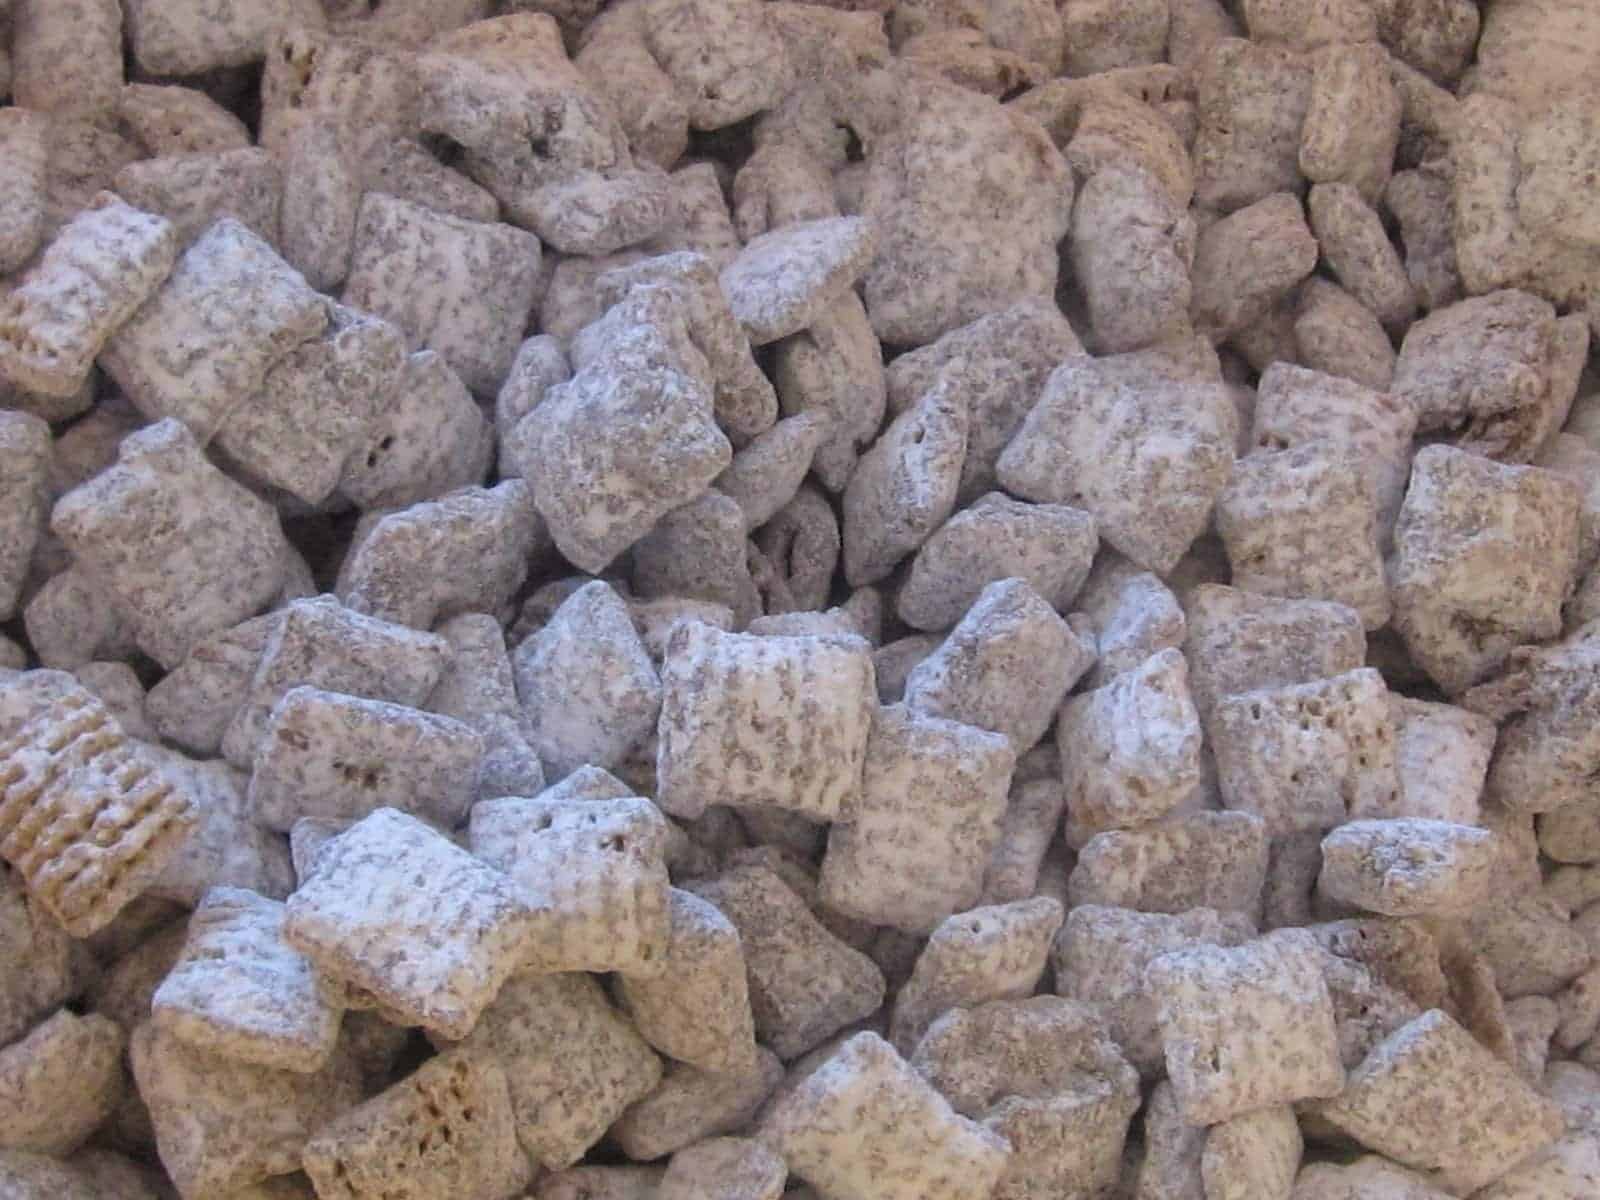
(2, 0), (1600, 1196)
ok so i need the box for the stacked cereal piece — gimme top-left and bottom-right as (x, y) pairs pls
(0, 0), (1599, 1197)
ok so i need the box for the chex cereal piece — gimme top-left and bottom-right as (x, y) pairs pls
(1068, 812), (1269, 918)
(818, 704), (1014, 935)
(616, 886), (760, 1074)
(1393, 289), (1580, 464)
(658, 1137), (786, 1200)
(0, 193), (177, 398)
(981, 776), (1068, 906)
(597, 251), (778, 446)
(887, 299), (1080, 493)
(1317, 1009), (1565, 1195)
(250, 688), (484, 833)
(301, 1048), (530, 1200)
(656, 621), (875, 822)
(912, 997), (1140, 1200)
(114, 147), (283, 251)
(284, 808), (536, 1039)
(335, 350), (493, 511)
(611, 1048), (784, 1162)
(517, 322), (731, 575)
(1217, 443), (1390, 628)
(513, 580), (661, 781)
(1054, 904), (1253, 1077)
(215, 303), (406, 506)
(1308, 182), (1417, 334)
(338, 482), (542, 630)
(1182, 585), (1366, 729)
(1059, 648), (1203, 839)
(469, 791), (671, 977)
(1211, 668), (1399, 839)
(448, 969), (663, 1170)
(1147, 929), (1345, 1124)
(222, 596), (451, 771)
(116, 81), (251, 155)
(0, 412), (48, 623)
(1190, 191), (1319, 342)
(0, 673), (197, 937)
(102, 219), (325, 441)
(685, 863), (884, 1061)
(0, 108), (49, 275)
(0, 1008), (123, 1154)
(131, 1021), (362, 1200)
(715, 413), (832, 530)
(124, 0), (326, 76)
(1201, 1105), (1302, 1200)
(1319, 819), (1498, 917)
(1073, 553), (1186, 690)
(859, 71), (1071, 347)
(629, 491), (761, 626)
(1133, 1079), (1205, 1200)
(1391, 445), (1581, 694)
(1466, 625), (1600, 816)
(904, 579), (1091, 753)
(147, 751), (294, 906)
(152, 886), (342, 1073)
(1294, 276), (1398, 391)
(50, 419), (297, 672)
(772, 291), (886, 492)
(1192, 38), (1312, 212)
(899, 493), (1097, 633)
(890, 897), (1062, 1056)
(538, 1167), (667, 1200)
(998, 353), (1235, 575)
(343, 192), (543, 396)
(720, 217), (877, 346)
(1461, 893), (1593, 1000)
(0, 865), (85, 1047)
(842, 374), (968, 587)
(759, 1031), (1012, 1200)
(427, 613), (544, 803)
(1293, 1157), (1464, 1198)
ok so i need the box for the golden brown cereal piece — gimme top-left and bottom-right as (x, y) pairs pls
(301, 1048), (530, 1200)
(0, 676), (197, 937)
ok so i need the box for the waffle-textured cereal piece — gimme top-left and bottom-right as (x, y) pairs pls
(0, 108), (51, 275)
(1054, 904), (1253, 1077)
(1319, 819), (1498, 917)
(758, 1031), (1012, 1200)
(1391, 445), (1581, 694)
(301, 1048), (530, 1200)
(283, 808), (536, 1039)
(1068, 811), (1269, 918)
(0, 673), (197, 937)
(658, 1137), (786, 1200)
(1211, 668), (1400, 838)
(610, 1047), (784, 1162)
(426, 613), (544, 803)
